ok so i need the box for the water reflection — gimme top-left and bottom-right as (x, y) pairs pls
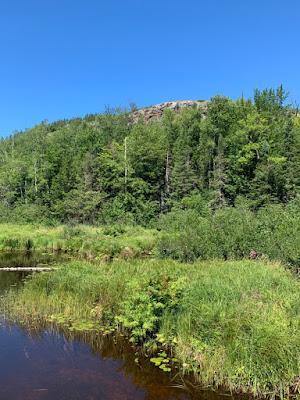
(0, 324), (193, 400)
(0, 251), (66, 269)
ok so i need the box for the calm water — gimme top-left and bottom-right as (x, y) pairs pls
(0, 253), (232, 400)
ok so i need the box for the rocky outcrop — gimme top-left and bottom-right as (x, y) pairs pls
(130, 100), (208, 123)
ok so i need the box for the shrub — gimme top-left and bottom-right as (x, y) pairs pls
(157, 204), (300, 268)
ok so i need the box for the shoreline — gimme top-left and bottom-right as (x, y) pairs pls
(2, 258), (299, 398)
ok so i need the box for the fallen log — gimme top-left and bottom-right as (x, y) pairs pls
(0, 267), (56, 271)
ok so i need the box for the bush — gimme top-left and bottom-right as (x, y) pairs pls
(0, 204), (54, 225)
(157, 204), (300, 268)
(157, 210), (219, 262)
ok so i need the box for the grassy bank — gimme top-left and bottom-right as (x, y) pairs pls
(3, 259), (300, 398)
(1, 203), (300, 268)
(0, 224), (157, 260)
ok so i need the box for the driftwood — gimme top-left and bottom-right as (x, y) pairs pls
(0, 267), (56, 272)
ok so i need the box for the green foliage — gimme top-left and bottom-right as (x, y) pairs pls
(166, 260), (300, 396)
(3, 259), (300, 397)
(116, 273), (186, 343)
(157, 200), (300, 267)
(0, 87), (299, 225)
(150, 351), (172, 372)
(0, 224), (158, 259)
(158, 210), (219, 262)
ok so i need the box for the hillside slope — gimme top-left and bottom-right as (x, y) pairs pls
(0, 87), (299, 225)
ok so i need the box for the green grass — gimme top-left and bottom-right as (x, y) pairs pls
(0, 223), (157, 259)
(3, 258), (300, 398)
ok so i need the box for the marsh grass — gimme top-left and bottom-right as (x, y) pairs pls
(0, 224), (157, 259)
(2, 259), (300, 398)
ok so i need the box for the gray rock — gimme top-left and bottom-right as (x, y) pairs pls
(130, 100), (208, 123)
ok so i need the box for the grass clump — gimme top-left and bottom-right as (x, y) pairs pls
(2, 259), (300, 397)
(162, 262), (300, 397)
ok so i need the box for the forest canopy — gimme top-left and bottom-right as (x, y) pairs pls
(0, 86), (299, 225)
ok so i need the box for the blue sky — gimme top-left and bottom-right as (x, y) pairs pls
(0, 0), (299, 137)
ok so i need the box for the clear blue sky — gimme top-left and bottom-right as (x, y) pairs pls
(0, 0), (299, 137)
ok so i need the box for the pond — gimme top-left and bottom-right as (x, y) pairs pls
(0, 253), (232, 400)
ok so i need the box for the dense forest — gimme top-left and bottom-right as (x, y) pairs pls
(1, 86), (299, 226)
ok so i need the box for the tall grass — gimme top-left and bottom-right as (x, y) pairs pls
(0, 223), (157, 260)
(2, 259), (300, 397)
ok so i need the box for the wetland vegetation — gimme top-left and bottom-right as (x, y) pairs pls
(0, 267), (200, 400)
(2, 258), (300, 398)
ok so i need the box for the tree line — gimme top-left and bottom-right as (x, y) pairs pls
(0, 86), (299, 225)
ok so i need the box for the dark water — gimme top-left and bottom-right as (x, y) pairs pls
(0, 251), (67, 269)
(0, 253), (231, 400)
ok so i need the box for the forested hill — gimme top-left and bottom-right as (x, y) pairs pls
(0, 87), (299, 225)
